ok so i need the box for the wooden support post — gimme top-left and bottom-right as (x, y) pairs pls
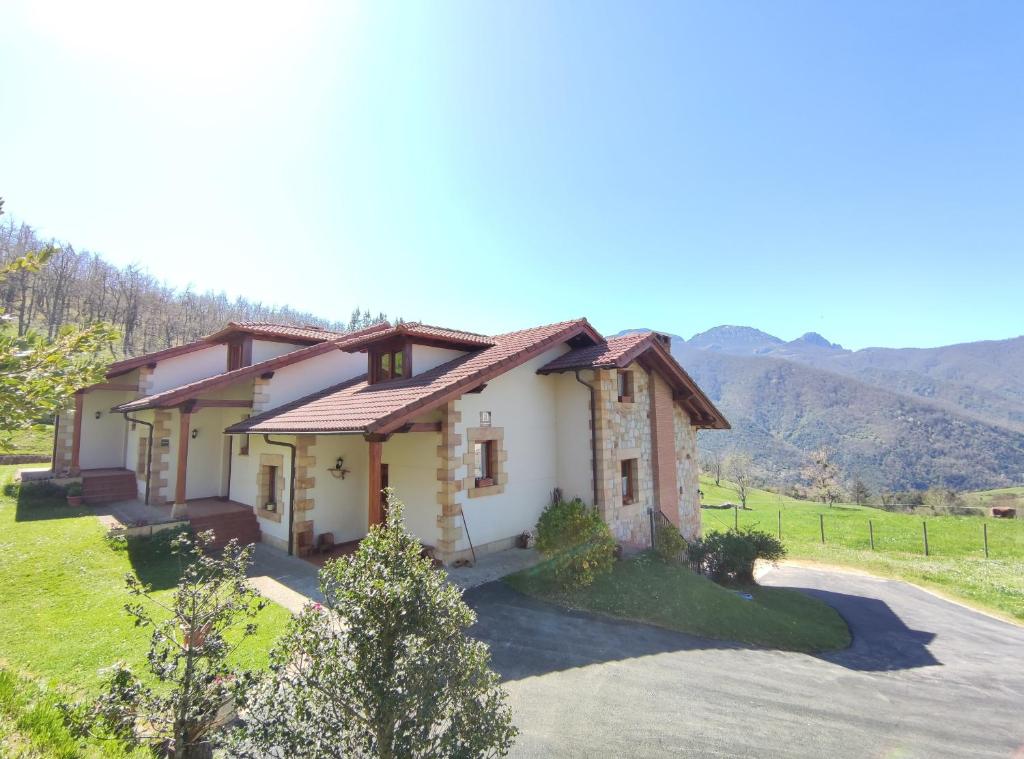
(922, 520), (929, 556)
(368, 438), (383, 527)
(734, 505), (739, 530)
(70, 391), (85, 474)
(172, 405), (192, 518)
(869, 519), (875, 550)
(819, 513), (825, 544)
(983, 523), (989, 559)
(778, 510), (782, 539)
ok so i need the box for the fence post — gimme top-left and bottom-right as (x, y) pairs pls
(983, 523), (989, 559)
(778, 510), (782, 539)
(819, 513), (825, 544)
(734, 505), (739, 530)
(922, 521), (929, 557)
(869, 519), (874, 550)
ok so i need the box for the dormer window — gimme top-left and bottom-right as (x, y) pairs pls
(370, 346), (409, 383)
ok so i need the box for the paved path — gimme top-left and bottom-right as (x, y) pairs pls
(466, 566), (1024, 758)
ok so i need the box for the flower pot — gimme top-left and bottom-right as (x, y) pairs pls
(475, 477), (494, 488)
(66, 495), (83, 507)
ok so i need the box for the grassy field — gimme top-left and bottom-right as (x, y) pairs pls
(0, 465), (291, 696)
(700, 476), (1024, 621)
(1, 426), (54, 456)
(506, 552), (851, 652)
(964, 485), (1024, 506)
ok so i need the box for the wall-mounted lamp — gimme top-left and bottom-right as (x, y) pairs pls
(191, 429), (199, 439)
(480, 411), (492, 427)
(328, 456), (350, 480)
(94, 410), (102, 420)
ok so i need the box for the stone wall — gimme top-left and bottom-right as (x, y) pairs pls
(151, 410), (173, 504)
(673, 405), (701, 540)
(593, 366), (654, 546)
(435, 402), (464, 563)
(53, 407), (75, 476)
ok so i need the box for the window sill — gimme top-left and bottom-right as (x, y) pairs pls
(622, 497), (636, 506)
(257, 506), (282, 523)
(474, 477), (494, 488)
(468, 483), (505, 499)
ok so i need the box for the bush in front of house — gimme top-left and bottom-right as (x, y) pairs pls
(654, 519), (688, 563)
(686, 529), (786, 585)
(534, 498), (616, 588)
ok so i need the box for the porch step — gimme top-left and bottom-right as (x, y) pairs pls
(81, 469), (137, 505)
(190, 509), (262, 551)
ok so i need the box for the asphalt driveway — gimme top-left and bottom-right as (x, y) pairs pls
(465, 565), (1024, 758)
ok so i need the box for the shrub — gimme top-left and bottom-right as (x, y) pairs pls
(686, 529), (786, 585)
(65, 481), (83, 497)
(654, 520), (687, 563)
(534, 498), (616, 588)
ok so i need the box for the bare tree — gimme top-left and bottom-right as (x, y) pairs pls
(849, 478), (871, 505)
(724, 450), (756, 509)
(803, 448), (842, 507)
(702, 448), (724, 486)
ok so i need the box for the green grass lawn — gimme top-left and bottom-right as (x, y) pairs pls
(506, 552), (851, 652)
(700, 475), (1024, 621)
(963, 485), (1024, 506)
(0, 465), (291, 696)
(1, 426), (54, 457)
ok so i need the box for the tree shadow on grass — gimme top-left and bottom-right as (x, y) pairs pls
(8, 480), (81, 522)
(122, 529), (190, 592)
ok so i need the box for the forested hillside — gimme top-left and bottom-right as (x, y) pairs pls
(0, 212), (386, 358)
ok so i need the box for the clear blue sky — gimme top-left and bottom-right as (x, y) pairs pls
(2, 1), (1022, 350)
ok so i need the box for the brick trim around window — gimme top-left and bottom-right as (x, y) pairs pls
(463, 426), (508, 498)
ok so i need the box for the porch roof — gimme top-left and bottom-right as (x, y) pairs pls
(225, 318), (603, 435)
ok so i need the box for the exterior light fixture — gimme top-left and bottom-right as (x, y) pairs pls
(94, 410), (102, 420)
(191, 429), (199, 439)
(328, 457), (350, 480)
(480, 411), (491, 427)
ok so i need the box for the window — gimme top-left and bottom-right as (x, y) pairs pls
(372, 348), (407, 382)
(228, 342), (244, 371)
(266, 466), (277, 507)
(618, 370), (634, 403)
(474, 440), (495, 486)
(621, 459), (637, 504)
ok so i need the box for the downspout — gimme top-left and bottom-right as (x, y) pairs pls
(263, 435), (297, 556)
(573, 370), (599, 508)
(51, 411), (60, 474)
(122, 413), (154, 506)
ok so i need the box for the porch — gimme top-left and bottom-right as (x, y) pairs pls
(93, 496), (260, 549)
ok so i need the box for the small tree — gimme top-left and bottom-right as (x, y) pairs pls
(803, 448), (842, 507)
(0, 201), (117, 451)
(226, 495), (516, 759)
(849, 478), (871, 506)
(68, 531), (267, 758)
(725, 450), (756, 508)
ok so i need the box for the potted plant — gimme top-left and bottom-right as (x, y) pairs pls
(264, 501), (277, 513)
(66, 482), (84, 507)
(475, 477), (494, 488)
(516, 530), (534, 549)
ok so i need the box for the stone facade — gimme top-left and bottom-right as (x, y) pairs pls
(435, 402), (464, 563)
(151, 410), (173, 504)
(53, 407), (75, 476)
(592, 366), (655, 545)
(673, 405), (701, 540)
(463, 426), (508, 498)
(137, 365), (155, 397)
(251, 376), (272, 414)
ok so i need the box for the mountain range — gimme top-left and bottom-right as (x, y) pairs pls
(638, 326), (1024, 492)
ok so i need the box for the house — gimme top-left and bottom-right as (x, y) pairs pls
(57, 318), (728, 564)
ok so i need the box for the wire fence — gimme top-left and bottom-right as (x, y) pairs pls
(701, 505), (1024, 560)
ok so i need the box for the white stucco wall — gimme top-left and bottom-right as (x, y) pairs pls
(553, 372), (593, 505)
(307, 435), (370, 543)
(263, 350), (367, 410)
(79, 390), (133, 469)
(150, 344), (227, 394)
(228, 430), (293, 545)
(251, 340), (303, 364)
(184, 407), (236, 500)
(411, 345), (466, 375)
(450, 345), (569, 550)
(382, 431), (442, 546)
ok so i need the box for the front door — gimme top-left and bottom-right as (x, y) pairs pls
(380, 464), (390, 523)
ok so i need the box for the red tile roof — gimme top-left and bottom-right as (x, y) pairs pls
(537, 331), (655, 372)
(338, 322), (495, 351)
(226, 318), (603, 435)
(539, 331), (729, 429)
(114, 322), (393, 412)
(204, 321), (355, 343)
